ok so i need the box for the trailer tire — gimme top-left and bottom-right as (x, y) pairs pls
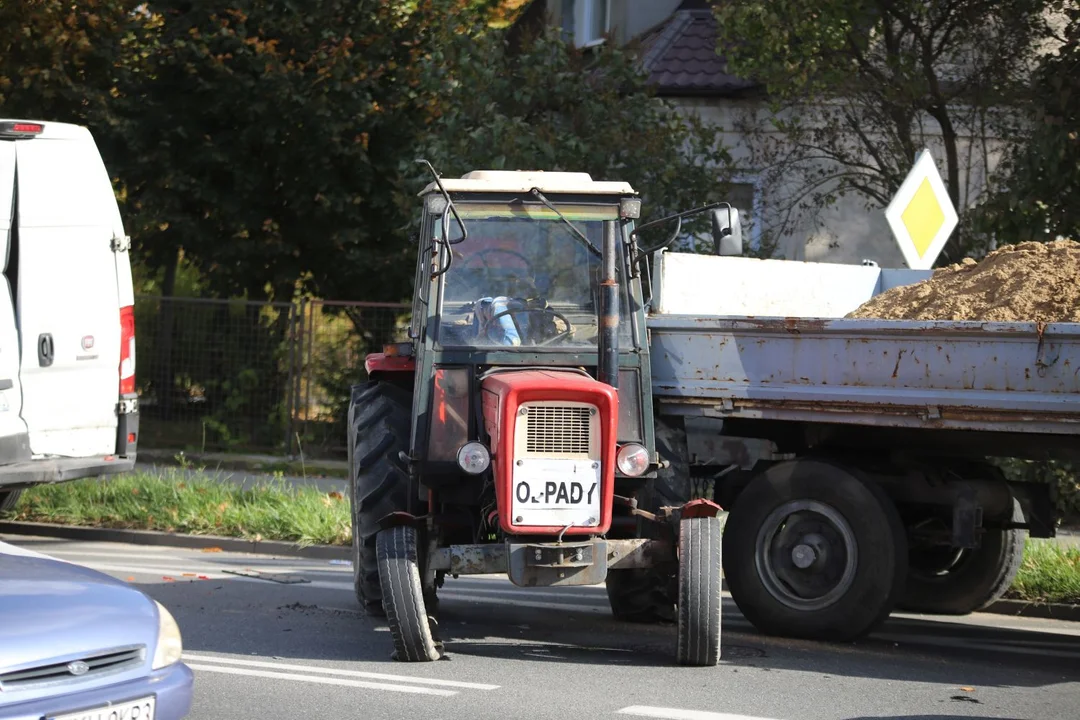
(348, 381), (413, 618)
(0, 489), (22, 514)
(606, 418), (688, 623)
(723, 459), (907, 642)
(376, 524), (442, 662)
(677, 515), (723, 666)
(899, 502), (1027, 615)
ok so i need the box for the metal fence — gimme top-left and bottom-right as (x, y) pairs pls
(134, 296), (411, 459)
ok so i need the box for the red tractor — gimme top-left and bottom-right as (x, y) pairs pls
(347, 167), (730, 665)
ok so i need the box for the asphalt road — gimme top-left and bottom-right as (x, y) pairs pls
(7, 535), (1080, 720)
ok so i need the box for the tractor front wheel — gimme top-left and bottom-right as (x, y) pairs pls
(676, 514), (723, 666)
(376, 524), (442, 662)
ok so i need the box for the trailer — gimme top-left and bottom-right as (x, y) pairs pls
(647, 250), (1080, 638)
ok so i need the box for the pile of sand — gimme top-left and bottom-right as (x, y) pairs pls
(846, 240), (1080, 322)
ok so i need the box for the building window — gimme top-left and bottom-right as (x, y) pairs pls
(561, 0), (609, 48)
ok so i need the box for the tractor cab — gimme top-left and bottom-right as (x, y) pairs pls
(350, 168), (731, 666)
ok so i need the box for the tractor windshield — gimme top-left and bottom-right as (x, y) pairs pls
(433, 202), (631, 349)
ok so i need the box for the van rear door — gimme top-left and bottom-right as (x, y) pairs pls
(0, 140), (28, 458)
(14, 125), (121, 458)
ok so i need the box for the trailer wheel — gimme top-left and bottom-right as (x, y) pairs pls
(676, 515), (722, 666)
(723, 460), (907, 641)
(376, 524), (442, 662)
(899, 501), (1027, 615)
(348, 381), (413, 617)
(606, 418), (688, 623)
(0, 489), (22, 514)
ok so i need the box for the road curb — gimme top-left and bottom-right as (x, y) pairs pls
(983, 598), (1080, 622)
(0, 521), (350, 560)
(137, 449), (349, 479)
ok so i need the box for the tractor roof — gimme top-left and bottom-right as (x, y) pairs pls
(420, 170), (637, 197)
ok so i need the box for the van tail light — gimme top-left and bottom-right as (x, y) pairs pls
(119, 305), (136, 396)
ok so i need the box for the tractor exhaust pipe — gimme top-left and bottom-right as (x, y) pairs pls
(599, 220), (619, 389)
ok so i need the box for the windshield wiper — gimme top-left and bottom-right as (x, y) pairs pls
(529, 188), (601, 258)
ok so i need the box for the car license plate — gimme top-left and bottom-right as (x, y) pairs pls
(511, 457), (600, 527)
(50, 695), (155, 720)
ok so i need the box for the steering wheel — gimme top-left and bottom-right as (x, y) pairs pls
(490, 306), (575, 346)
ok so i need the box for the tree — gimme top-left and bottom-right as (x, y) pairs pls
(405, 26), (734, 250)
(713, 0), (1061, 262)
(971, 5), (1080, 245)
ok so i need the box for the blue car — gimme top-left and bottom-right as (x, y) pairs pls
(0, 540), (193, 720)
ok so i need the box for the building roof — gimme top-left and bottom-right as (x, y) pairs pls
(639, 6), (758, 97)
(420, 170), (637, 196)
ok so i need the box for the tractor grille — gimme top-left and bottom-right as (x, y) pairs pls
(524, 404), (593, 456)
(0, 646), (144, 690)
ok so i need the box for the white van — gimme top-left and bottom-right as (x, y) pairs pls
(0, 119), (138, 512)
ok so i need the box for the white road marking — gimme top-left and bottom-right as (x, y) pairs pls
(77, 561), (354, 591)
(184, 663), (457, 696)
(182, 653), (499, 690)
(41, 550), (196, 561)
(617, 707), (781, 720)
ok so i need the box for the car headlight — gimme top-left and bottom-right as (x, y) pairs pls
(152, 600), (183, 670)
(616, 443), (650, 477)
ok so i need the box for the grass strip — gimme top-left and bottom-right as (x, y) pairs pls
(6, 469), (350, 547)
(1007, 539), (1080, 605)
(6, 473), (1080, 605)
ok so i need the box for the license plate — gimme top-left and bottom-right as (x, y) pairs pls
(511, 458), (600, 527)
(50, 695), (155, 720)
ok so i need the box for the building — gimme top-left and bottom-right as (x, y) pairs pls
(519, 0), (1020, 267)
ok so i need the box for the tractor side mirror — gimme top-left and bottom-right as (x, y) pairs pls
(711, 207), (743, 256)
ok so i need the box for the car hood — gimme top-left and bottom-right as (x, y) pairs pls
(0, 542), (158, 672)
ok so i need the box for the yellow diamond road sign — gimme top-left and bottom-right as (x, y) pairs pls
(885, 149), (958, 269)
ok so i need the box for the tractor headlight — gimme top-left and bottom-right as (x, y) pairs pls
(616, 443), (650, 477)
(456, 442), (491, 475)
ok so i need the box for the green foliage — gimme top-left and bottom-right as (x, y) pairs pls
(8, 469), (351, 547)
(713, 0), (1059, 260)
(971, 7), (1080, 246)
(1008, 539), (1080, 604)
(404, 26), (734, 249)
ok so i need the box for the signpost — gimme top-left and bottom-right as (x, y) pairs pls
(884, 149), (958, 269)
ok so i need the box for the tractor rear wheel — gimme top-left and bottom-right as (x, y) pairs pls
(606, 418), (689, 623)
(348, 381), (412, 617)
(676, 514), (723, 666)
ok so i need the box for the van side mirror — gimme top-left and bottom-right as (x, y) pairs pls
(711, 206), (743, 256)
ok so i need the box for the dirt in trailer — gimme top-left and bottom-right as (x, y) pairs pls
(848, 239), (1080, 322)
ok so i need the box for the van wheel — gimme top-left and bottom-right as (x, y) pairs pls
(723, 460), (908, 641)
(0, 489), (22, 514)
(348, 381), (413, 617)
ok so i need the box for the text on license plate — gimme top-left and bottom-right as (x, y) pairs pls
(511, 458), (601, 527)
(50, 695), (155, 720)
